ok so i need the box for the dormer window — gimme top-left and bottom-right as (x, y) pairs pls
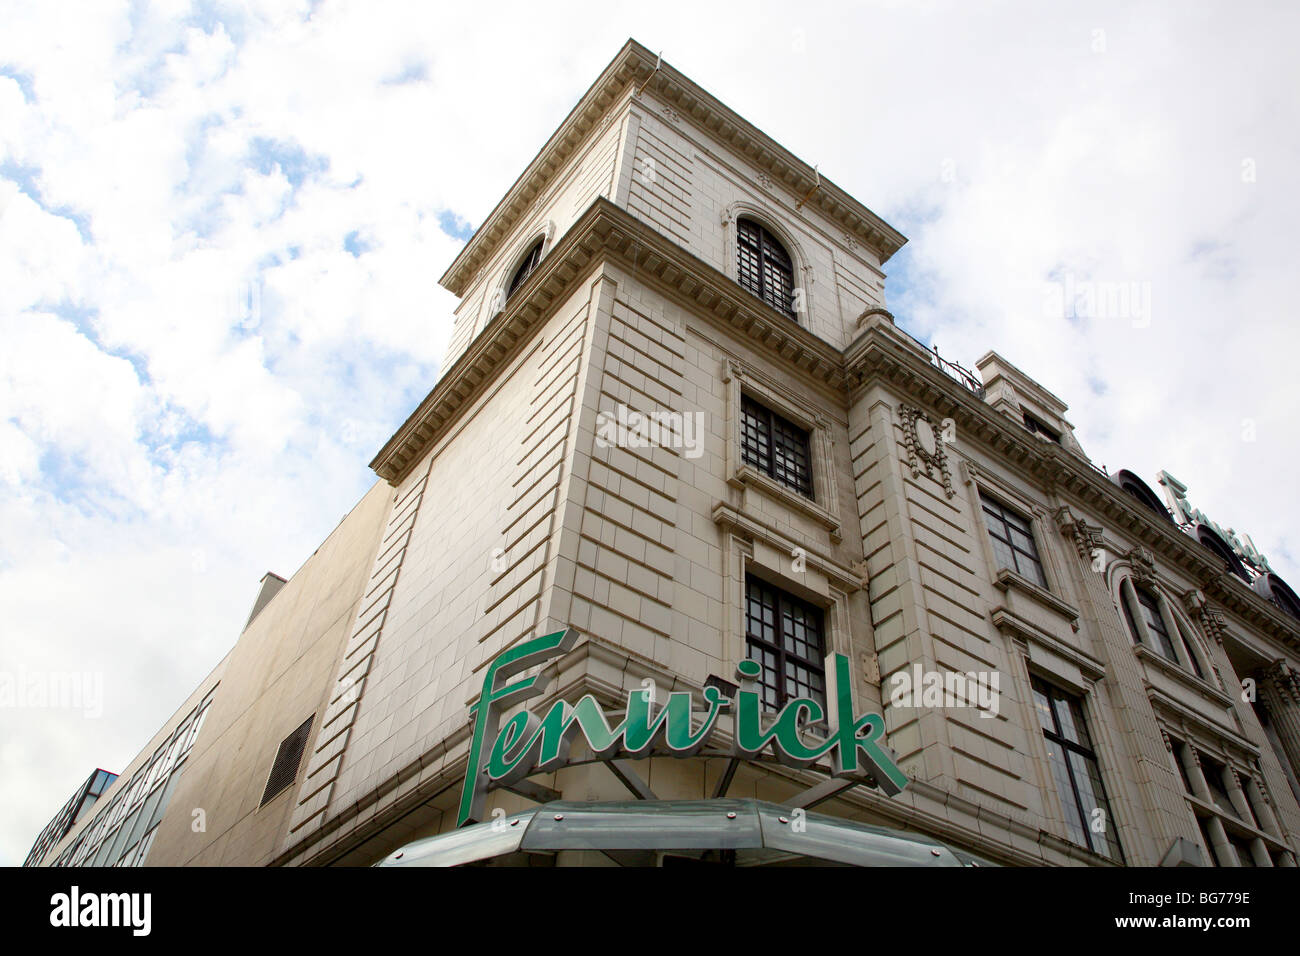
(1022, 410), (1061, 444)
(506, 239), (544, 300)
(736, 218), (795, 318)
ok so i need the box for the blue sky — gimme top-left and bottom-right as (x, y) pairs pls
(2, 0), (1299, 866)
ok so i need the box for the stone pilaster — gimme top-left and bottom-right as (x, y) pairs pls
(1259, 661), (1300, 784)
(1046, 504), (1193, 863)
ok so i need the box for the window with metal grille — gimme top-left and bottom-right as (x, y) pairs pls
(260, 715), (314, 808)
(736, 218), (796, 318)
(740, 396), (813, 498)
(745, 576), (826, 712)
(506, 239), (544, 299)
(979, 493), (1047, 588)
(1030, 676), (1124, 861)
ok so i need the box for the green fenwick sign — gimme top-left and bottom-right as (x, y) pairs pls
(457, 628), (908, 827)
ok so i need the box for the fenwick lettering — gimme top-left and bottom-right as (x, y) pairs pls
(457, 627), (908, 827)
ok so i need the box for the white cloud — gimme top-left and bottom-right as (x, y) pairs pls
(1, 0), (1297, 864)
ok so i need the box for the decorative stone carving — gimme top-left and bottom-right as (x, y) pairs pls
(842, 232), (858, 251)
(1126, 546), (1157, 586)
(661, 106), (680, 125)
(1054, 506), (1105, 563)
(757, 172), (773, 190)
(1160, 729), (1173, 753)
(1262, 659), (1300, 705)
(1183, 589), (1227, 647)
(899, 404), (955, 499)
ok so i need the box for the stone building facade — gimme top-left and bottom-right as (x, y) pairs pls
(31, 40), (1300, 868)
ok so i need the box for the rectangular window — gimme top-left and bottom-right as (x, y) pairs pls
(979, 493), (1048, 588)
(1199, 755), (1241, 820)
(1030, 676), (1124, 861)
(740, 396), (813, 498)
(1133, 588), (1179, 662)
(745, 576), (826, 712)
(1022, 411), (1062, 443)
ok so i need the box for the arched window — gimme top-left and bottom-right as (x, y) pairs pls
(736, 218), (796, 318)
(1120, 580), (1208, 681)
(506, 239), (544, 300)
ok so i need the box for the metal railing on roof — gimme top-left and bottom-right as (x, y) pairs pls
(898, 329), (986, 400)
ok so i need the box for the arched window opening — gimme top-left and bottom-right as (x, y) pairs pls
(736, 218), (796, 318)
(1173, 618), (1206, 680)
(1121, 580), (1209, 682)
(506, 239), (544, 300)
(1123, 584), (1179, 664)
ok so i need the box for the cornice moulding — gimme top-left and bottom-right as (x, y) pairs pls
(381, 196), (1300, 651)
(439, 39), (906, 297)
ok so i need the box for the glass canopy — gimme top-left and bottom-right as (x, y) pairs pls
(375, 799), (994, 867)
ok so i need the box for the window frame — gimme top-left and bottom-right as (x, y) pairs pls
(979, 492), (1049, 589)
(735, 217), (797, 319)
(1030, 675), (1124, 861)
(740, 394), (814, 499)
(1022, 410), (1062, 444)
(720, 359), (842, 540)
(505, 238), (544, 300)
(744, 574), (828, 714)
(1119, 578), (1213, 684)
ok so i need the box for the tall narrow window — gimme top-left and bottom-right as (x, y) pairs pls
(745, 576), (826, 712)
(1031, 677), (1124, 861)
(1122, 584), (1207, 680)
(1131, 586), (1178, 662)
(506, 239), (544, 300)
(740, 396), (813, 498)
(979, 493), (1048, 588)
(736, 218), (796, 318)
(1174, 619), (1206, 680)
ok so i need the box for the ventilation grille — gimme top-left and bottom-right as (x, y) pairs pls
(260, 715), (314, 808)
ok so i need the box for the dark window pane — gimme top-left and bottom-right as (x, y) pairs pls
(1200, 756), (1239, 819)
(1030, 676), (1123, 861)
(740, 396), (813, 498)
(979, 494), (1047, 587)
(506, 240), (544, 299)
(745, 576), (825, 712)
(736, 219), (796, 318)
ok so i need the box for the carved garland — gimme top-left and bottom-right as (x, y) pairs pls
(899, 404), (955, 499)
